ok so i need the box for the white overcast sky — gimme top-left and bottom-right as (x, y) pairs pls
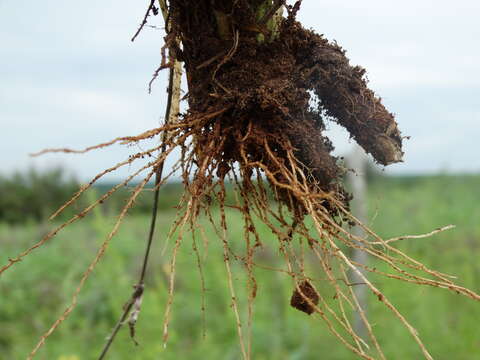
(1, 0), (479, 181)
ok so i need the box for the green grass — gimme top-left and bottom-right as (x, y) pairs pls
(1, 175), (479, 359)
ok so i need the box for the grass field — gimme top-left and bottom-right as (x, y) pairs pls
(1, 175), (479, 359)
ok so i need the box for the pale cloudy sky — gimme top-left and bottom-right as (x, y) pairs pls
(1, 0), (479, 181)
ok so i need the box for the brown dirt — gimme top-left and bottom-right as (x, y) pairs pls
(165, 0), (402, 220)
(290, 280), (320, 315)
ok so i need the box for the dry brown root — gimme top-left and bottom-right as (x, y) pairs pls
(27, 169), (157, 360)
(153, 128), (479, 360)
(5, 119), (478, 359)
(3, 2), (479, 360)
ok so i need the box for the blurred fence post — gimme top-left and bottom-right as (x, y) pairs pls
(346, 145), (369, 340)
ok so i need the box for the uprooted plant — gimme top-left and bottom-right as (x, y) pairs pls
(2, 1), (479, 359)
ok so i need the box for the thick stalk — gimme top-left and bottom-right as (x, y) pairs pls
(212, 0), (284, 41)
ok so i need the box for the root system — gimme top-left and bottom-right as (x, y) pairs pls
(2, 1), (479, 360)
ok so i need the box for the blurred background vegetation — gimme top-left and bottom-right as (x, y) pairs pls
(0, 168), (479, 359)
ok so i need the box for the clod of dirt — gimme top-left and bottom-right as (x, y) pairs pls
(290, 280), (320, 315)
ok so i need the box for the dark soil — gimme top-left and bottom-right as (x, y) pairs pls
(166, 0), (403, 218)
(290, 280), (320, 315)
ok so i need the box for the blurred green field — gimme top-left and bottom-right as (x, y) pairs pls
(1, 175), (479, 359)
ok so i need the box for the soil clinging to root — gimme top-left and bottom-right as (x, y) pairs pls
(7, 2), (480, 360)
(167, 0), (403, 220)
(290, 280), (320, 315)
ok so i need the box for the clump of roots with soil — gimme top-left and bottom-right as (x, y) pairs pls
(3, 1), (480, 359)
